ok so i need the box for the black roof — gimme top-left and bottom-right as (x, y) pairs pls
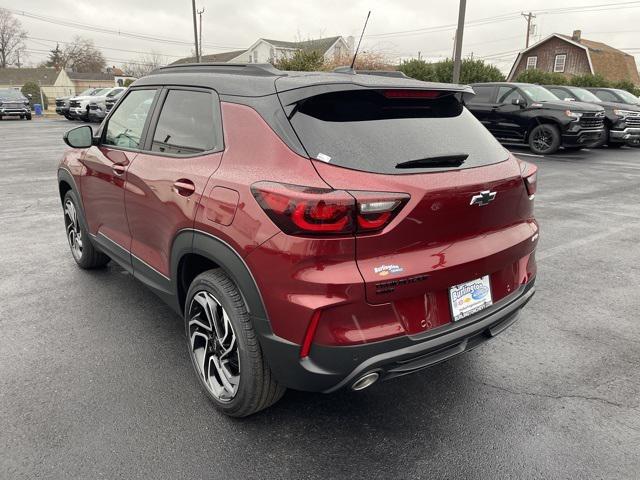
(135, 63), (474, 97)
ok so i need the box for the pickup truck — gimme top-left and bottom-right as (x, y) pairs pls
(56, 88), (104, 120)
(467, 82), (605, 154)
(88, 88), (126, 123)
(68, 87), (125, 121)
(545, 85), (640, 147)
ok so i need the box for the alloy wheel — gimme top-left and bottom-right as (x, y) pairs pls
(532, 130), (551, 152)
(64, 199), (83, 260)
(188, 291), (240, 402)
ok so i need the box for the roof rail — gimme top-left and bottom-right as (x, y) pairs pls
(155, 63), (286, 77)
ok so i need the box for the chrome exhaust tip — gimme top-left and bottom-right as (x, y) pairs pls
(351, 372), (380, 391)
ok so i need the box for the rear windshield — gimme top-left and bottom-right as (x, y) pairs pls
(288, 90), (508, 174)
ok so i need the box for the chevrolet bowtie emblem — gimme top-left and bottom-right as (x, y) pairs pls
(470, 190), (497, 206)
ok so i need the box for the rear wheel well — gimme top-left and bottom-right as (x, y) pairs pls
(177, 253), (220, 313)
(59, 180), (72, 202)
(526, 118), (560, 141)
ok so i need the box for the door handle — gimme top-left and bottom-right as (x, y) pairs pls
(112, 163), (127, 176)
(173, 179), (196, 197)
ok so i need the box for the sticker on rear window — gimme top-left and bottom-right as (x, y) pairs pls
(316, 153), (331, 163)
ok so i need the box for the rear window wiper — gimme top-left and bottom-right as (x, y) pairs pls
(395, 154), (468, 169)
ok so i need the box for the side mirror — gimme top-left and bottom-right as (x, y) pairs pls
(512, 98), (526, 108)
(27, 93), (33, 99)
(64, 125), (94, 149)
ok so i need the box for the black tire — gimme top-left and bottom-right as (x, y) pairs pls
(529, 124), (561, 155)
(62, 190), (110, 269)
(627, 137), (640, 148)
(64, 114), (73, 120)
(25, 114), (32, 120)
(185, 269), (285, 417)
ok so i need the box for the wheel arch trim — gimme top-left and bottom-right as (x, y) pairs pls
(171, 229), (272, 330)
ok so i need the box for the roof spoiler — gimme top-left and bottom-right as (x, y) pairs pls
(154, 63), (286, 77)
(333, 67), (409, 78)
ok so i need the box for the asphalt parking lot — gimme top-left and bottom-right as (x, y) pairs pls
(1, 117), (639, 479)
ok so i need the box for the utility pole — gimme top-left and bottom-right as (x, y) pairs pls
(197, 7), (205, 59)
(521, 12), (536, 48)
(38, 80), (44, 110)
(452, 0), (466, 84)
(191, 0), (200, 62)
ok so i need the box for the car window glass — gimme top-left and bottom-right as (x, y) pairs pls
(497, 87), (524, 104)
(594, 90), (618, 102)
(103, 89), (156, 149)
(613, 89), (640, 104)
(289, 89), (508, 175)
(107, 88), (123, 98)
(469, 85), (493, 103)
(150, 90), (219, 155)
(548, 88), (570, 100)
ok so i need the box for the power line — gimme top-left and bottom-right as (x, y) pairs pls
(363, 1), (640, 40)
(6, 8), (245, 50)
(25, 35), (184, 58)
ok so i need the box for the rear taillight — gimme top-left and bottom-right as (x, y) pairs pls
(519, 161), (538, 197)
(251, 182), (409, 236)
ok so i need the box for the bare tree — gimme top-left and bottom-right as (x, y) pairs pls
(0, 8), (27, 68)
(62, 36), (106, 73)
(121, 52), (169, 78)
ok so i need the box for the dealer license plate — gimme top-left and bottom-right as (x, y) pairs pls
(449, 275), (493, 322)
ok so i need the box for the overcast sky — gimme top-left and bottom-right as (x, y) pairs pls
(3, 0), (640, 73)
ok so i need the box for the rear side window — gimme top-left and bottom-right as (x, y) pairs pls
(151, 90), (220, 155)
(288, 89), (508, 174)
(469, 85), (494, 103)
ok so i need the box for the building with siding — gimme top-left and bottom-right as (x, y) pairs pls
(508, 30), (640, 84)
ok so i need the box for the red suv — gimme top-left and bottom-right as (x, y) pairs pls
(58, 64), (538, 417)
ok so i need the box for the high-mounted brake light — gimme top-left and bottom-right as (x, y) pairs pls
(382, 89), (441, 99)
(251, 182), (409, 236)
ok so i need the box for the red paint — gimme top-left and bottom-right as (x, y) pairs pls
(206, 186), (239, 226)
(63, 100), (538, 353)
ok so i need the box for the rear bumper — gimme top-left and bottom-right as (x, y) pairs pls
(258, 278), (535, 393)
(562, 128), (604, 146)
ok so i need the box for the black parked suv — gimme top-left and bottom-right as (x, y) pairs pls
(545, 85), (640, 147)
(467, 82), (605, 154)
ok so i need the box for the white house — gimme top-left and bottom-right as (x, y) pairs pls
(172, 36), (353, 66)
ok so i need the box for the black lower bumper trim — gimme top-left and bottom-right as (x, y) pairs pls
(257, 279), (536, 393)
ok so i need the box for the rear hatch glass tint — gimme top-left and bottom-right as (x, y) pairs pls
(287, 89), (508, 174)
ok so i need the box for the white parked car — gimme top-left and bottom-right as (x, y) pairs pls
(68, 87), (126, 121)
